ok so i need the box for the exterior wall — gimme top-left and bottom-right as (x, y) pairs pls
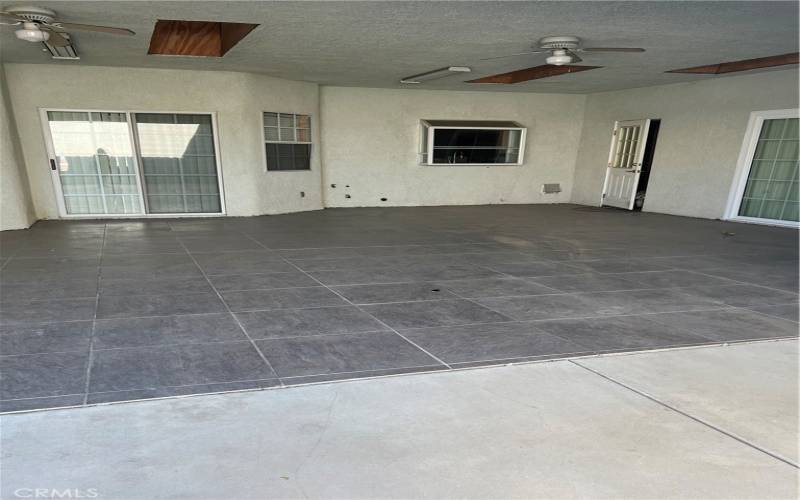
(319, 86), (585, 207)
(0, 65), (35, 230)
(3, 63), (323, 220)
(571, 69), (800, 219)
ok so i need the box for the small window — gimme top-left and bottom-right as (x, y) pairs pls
(419, 120), (526, 166)
(264, 112), (311, 171)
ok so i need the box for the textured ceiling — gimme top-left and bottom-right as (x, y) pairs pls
(0, 1), (798, 93)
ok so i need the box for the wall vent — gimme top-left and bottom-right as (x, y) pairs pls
(542, 183), (562, 194)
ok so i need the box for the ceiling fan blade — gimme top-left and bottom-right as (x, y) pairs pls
(580, 47), (645, 53)
(479, 50), (545, 61)
(51, 22), (135, 36)
(666, 52), (798, 75)
(467, 64), (601, 84)
(41, 28), (70, 46)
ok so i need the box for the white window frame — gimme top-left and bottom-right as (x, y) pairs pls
(419, 120), (527, 166)
(723, 108), (799, 228)
(262, 111), (312, 172)
(40, 108), (226, 219)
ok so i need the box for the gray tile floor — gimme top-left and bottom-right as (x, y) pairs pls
(1, 204), (797, 412)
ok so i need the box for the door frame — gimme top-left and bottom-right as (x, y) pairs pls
(600, 118), (651, 210)
(723, 108), (799, 228)
(40, 108), (227, 219)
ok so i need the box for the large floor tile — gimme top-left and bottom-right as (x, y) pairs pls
(567, 258), (673, 274)
(531, 273), (644, 293)
(332, 282), (458, 304)
(99, 276), (213, 297)
(533, 315), (713, 352)
(220, 287), (347, 312)
(208, 271), (318, 292)
(0, 278), (98, 301)
(621, 270), (737, 288)
(687, 284), (798, 308)
(484, 261), (584, 277)
(0, 298), (96, 325)
(257, 332), (442, 378)
(746, 303), (799, 322)
(88, 341), (276, 393)
(440, 276), (557, 298)
(192, 251), (294, 275)
(96, 293), (227, 319)
(94, 313), (246, 349)
(475, 293), (601, 321)
(236, 306), (389, 339)
(362, 299), (510, 329)
(646, 309), (798, 342)
(586, 288), (727, 315)
(401, 322), (589, 364)
(0, 351), (89, 399)
(0, 321), (92, 355)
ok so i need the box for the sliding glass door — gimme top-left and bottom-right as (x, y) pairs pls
(44, 110), (223, 217)
(134, 113), (222, 214)
(728, 110), (799, 226)
(47, 111), (143, 215)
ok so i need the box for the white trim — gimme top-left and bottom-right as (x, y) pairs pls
(723, 108), (799, 227)
(40, 108), (227, 219)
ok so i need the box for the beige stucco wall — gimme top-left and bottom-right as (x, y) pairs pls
(571, 69), (800, 219)
(3, 63), (323, 220)
(319, 86), (586, 207)
(0, 65), (35, 231)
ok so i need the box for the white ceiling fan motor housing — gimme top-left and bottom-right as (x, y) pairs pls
(538, 36), (581, 51)
(6, 5), (57, 24)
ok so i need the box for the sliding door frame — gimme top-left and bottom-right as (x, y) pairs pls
(40, 108), (226, 219)
(723, 108), (799, 228)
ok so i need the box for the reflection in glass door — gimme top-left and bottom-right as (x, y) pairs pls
(47, 111), (143, 215)
(44, 110), (223, 217)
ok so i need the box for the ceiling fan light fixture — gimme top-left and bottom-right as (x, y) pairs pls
(15, 21), (49, 42)
(545, 49), (572, 66)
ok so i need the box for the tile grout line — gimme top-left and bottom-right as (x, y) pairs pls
(569, 359), (799, 470)
(81, 223), (108, 406)
(236, 232), (455, 370)
(172, 224), (284, 387)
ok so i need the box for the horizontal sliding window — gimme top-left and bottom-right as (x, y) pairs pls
(420, 120), (526, 166)
(264, 112), (311, 171)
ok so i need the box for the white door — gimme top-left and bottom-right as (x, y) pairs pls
(601, 119), (651, 210)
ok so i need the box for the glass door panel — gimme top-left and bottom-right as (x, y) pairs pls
(47, 111), (143, 215)
(134, 113), (221, 214)
(739, 118), (799, 222)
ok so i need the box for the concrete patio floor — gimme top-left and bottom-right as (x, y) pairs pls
(0, 205), (798, 412)
(1, 339), (797, 499)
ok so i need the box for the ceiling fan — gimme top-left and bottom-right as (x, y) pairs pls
(0, 5), (134, 47)
(482, 35), (645, 66)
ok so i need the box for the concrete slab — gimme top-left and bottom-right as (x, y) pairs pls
(578, 339), (799, 465)
(1, 346), (796, 499)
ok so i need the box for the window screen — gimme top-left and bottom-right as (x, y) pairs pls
(264, 112), (311, 171)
